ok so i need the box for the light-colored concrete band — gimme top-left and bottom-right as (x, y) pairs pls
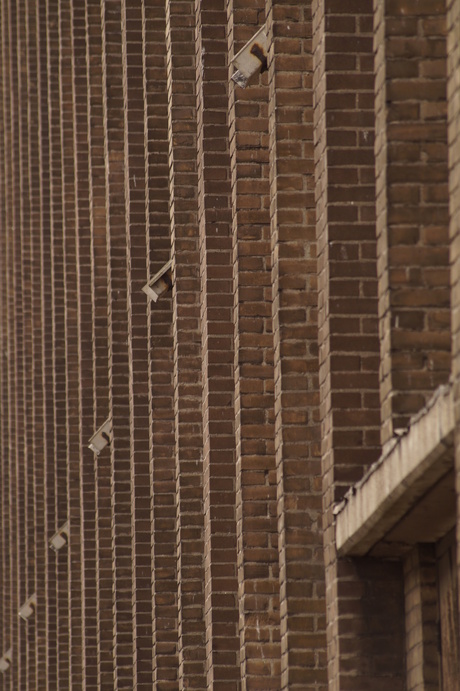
(335, 383), (455, 556)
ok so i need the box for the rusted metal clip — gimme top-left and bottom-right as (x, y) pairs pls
(250, 42), (268, 73)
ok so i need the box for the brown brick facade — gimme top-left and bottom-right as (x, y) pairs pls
(375, 0), (451, 446)
(1, 0), (460, 689)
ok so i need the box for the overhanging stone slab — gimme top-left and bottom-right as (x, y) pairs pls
(335, 383), (455, 557)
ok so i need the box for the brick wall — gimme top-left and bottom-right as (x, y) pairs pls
(143, 0), (178, 685)
(265, 2), (327, 687)
(227, 2), (281, 689)
(1, 0), (460, 689)
(85, 0), (112, 685)
(447, 2), (460, 689)
(403, 545), (439, 689)
(375, 0), (450, 445)
(71, 0), (98, 686)
(166, 0), (206, 687)
(25, 1), (45, 684)
(19, 0), (37, 686)
(195, 2), (241, 687)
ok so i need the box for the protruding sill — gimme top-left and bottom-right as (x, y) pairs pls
(335, 382), (455, 557)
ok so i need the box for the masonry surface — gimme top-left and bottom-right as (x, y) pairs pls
(0, 0), (459, 689)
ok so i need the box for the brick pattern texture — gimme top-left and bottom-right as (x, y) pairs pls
(375, 0), (451, 445)
(1, 0), (460, 690)
(403, 545), (439, 690)
(313, 2), (406, 689)
(166, 1), (206, 687)
(265, 2), (327, 687)
(447, 4), (460, 691)
(227, 1), (281, 689)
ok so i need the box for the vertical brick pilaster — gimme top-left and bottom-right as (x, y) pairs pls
(448, 0), (460, 372)
(313, 0), (381, 499)
(446, 0), (460, 656)
(38, 0), (57, 683)
(45, 0), (72, 684)
(404, 545), (440, 690)
(195, 1), (240, 687)
(313, 2), (407, 688)
(227, 4), (281, 689)
(26, 0), (48, 683)
(0, 75), (9, 684)
(100, 0), (135, 687)
(71, 0), (100, 686)
(9, 0), (28, 685)
(0, 22), (8, 675)
(84, 0), (113, 685)
(120, 1), (155, 687)
(165, 1), (207, 688)
(0, 3), (16, 688)
(17, 0), (38, 686)
(375, 0), (450, 445)
(436, 532), (459, 689)
(0, 0), (9, 685)
(0, 1), (4, 673)
(264, 2), (327, 688)
(143, 3), (179, 688)
(4, 1), (460, 688)
(58, 0), (84, 685)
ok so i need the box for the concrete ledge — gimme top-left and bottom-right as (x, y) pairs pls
(335, 383), (455, 557)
